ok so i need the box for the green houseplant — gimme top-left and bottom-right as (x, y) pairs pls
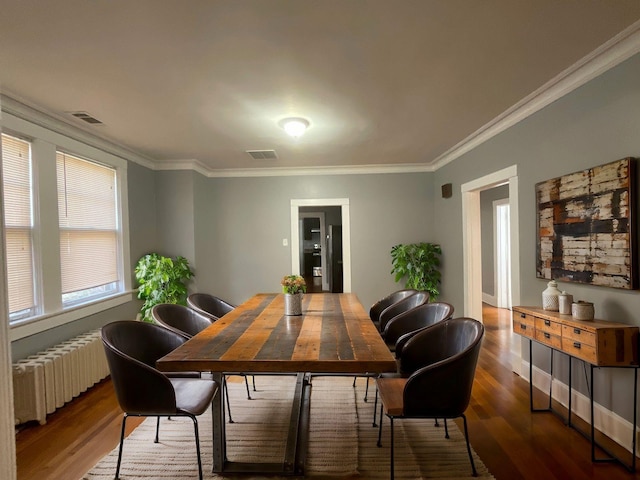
(135, 253), (194, 322)
(390, 242), (442, 300)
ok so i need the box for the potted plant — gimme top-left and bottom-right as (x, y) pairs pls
(281, 274), (306, 316)
(390, 242), (442, 300)
(135, 253), (194, 322)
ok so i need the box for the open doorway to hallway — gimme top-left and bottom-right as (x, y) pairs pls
(290, 198), (352, 293)
(299, 207), (342, 293)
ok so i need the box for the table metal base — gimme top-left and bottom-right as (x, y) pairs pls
(211, 372), (311, 475)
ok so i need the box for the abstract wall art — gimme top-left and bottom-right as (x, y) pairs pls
(536, 157), (636, 289)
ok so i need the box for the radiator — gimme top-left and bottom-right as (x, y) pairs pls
(12, 329), (109, 425)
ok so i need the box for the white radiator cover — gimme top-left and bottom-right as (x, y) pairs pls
(12, 329), (109, 425)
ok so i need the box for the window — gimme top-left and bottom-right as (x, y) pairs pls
(1, 134), (37, 321)
(57, 152), (119, 306)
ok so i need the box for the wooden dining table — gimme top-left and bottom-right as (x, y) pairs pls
(157, 292), (398, 476)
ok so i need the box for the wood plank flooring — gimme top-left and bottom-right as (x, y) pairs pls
(14, 305), (640, 479)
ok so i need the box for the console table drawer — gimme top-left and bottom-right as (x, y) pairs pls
(536, 318), (562, 335)
(513, 313), (535, 338)
(562, 325), (596, 346)
(562, 338), (597, 364)
(536, 329), (562, 349)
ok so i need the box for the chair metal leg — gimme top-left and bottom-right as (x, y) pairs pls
(364, 376), (370, 402)
(243, 374), (252, 399)
(461, 414), (478, 477)
(372, 387), (379, 427)
(377, 405), (384, 447)
(390, 416), (395, 480)
(189, 416), (204, 480)
(115, 414), (128, 480)
(444, 418), (449, 439)
(154, 416), (160, 443)
(223, 376), (234, 423)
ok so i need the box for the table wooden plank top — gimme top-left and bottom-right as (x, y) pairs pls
(157, 293), (397, 374)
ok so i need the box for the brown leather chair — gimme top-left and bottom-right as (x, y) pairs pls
(382, 301), (454, 354)
(101, 320), (219, 480)
(369, 289), (417, 328)
(187, 293), (235, 320)
(376, 317), (484, 480)
(371, 301), (454, 426)
(377, 291), (429, 333)
(151, 303), (251, 422)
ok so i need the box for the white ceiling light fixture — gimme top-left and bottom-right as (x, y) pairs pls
(279, 117), (310, 138)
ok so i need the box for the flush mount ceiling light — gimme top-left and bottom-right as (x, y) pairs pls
(279, 117), (310, 138)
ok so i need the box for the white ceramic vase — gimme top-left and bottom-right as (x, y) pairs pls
(542, 280), (561, 311)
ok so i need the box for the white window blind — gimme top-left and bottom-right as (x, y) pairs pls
(56, 152), (119, 304)
(1, 134), (36, 319)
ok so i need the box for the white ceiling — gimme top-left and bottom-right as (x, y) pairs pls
(2, 1), (640, 174)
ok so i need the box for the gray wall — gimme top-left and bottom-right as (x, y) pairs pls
(186, 172), (433, 310)
(480, 185), (509, 298)
(433, 52), (640, 420)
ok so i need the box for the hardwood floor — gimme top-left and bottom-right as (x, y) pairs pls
(14, 305), (640, 479)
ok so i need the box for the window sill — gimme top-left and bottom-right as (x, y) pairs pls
(9, 291), (136, 341)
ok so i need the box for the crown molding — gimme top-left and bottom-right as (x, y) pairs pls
(431, 19), (640, 171)
(0, 93), (157, 170)
(156, 159), (435, 177)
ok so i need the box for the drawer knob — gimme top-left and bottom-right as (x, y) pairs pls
(520, 324), (527, 330)
(544, 320), (551, 326)
(544, 332), (551, 339)
(573, 342), (581, 349)
(574, 328), (581, 335)
(520, 313), (526, 318)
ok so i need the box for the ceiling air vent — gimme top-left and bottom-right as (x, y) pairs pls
(69, 111), (104, 125)
(246, 149), (278, 160)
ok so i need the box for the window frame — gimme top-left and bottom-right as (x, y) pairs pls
(1, 105), (133, 342)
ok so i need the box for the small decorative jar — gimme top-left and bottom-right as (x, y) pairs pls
(572, 301), (594, 321)
(542, 280), (561, 311)
(558, 291), (573, 315)
(284, 293), (303, 316)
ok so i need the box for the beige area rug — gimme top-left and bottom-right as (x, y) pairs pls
(81, 376), (494, 479)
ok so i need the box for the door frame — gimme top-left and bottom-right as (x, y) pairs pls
(494, 198), (511, 309)
(461, 165), (521, 374)
(290, 198), (351, 293)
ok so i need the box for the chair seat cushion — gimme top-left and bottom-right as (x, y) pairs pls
(376, 377), (407, 417)
(171, 378), (218, 415)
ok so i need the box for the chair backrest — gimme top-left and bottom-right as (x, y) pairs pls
(383, 301), (454, 352)
(369, 289), (417, 324)
(101, 321), (183, 414)
(402, 317), (484, 417)
(187, 293), (235, 320)
(378, 291), (429, 332)
(152, 303), (214, 338)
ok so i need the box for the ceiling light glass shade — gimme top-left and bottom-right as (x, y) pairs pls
(280, 117), (309, 138)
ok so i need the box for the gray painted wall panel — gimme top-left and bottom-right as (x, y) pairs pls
(188, 173), (433, 310)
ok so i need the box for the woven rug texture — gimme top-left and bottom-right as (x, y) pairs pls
(81, 375), (494, 479)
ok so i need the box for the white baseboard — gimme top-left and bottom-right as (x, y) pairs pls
(520, 359), (637, 455)
(482, 292), (497, 307)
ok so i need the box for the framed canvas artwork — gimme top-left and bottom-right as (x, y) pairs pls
(536, 157), (636, 289)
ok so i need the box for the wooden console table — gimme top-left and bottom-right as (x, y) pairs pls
(513, 306), (639, 472)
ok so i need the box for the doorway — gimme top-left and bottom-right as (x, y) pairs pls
(461, 165), (521, 373)
(290, 199), (351, 293)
